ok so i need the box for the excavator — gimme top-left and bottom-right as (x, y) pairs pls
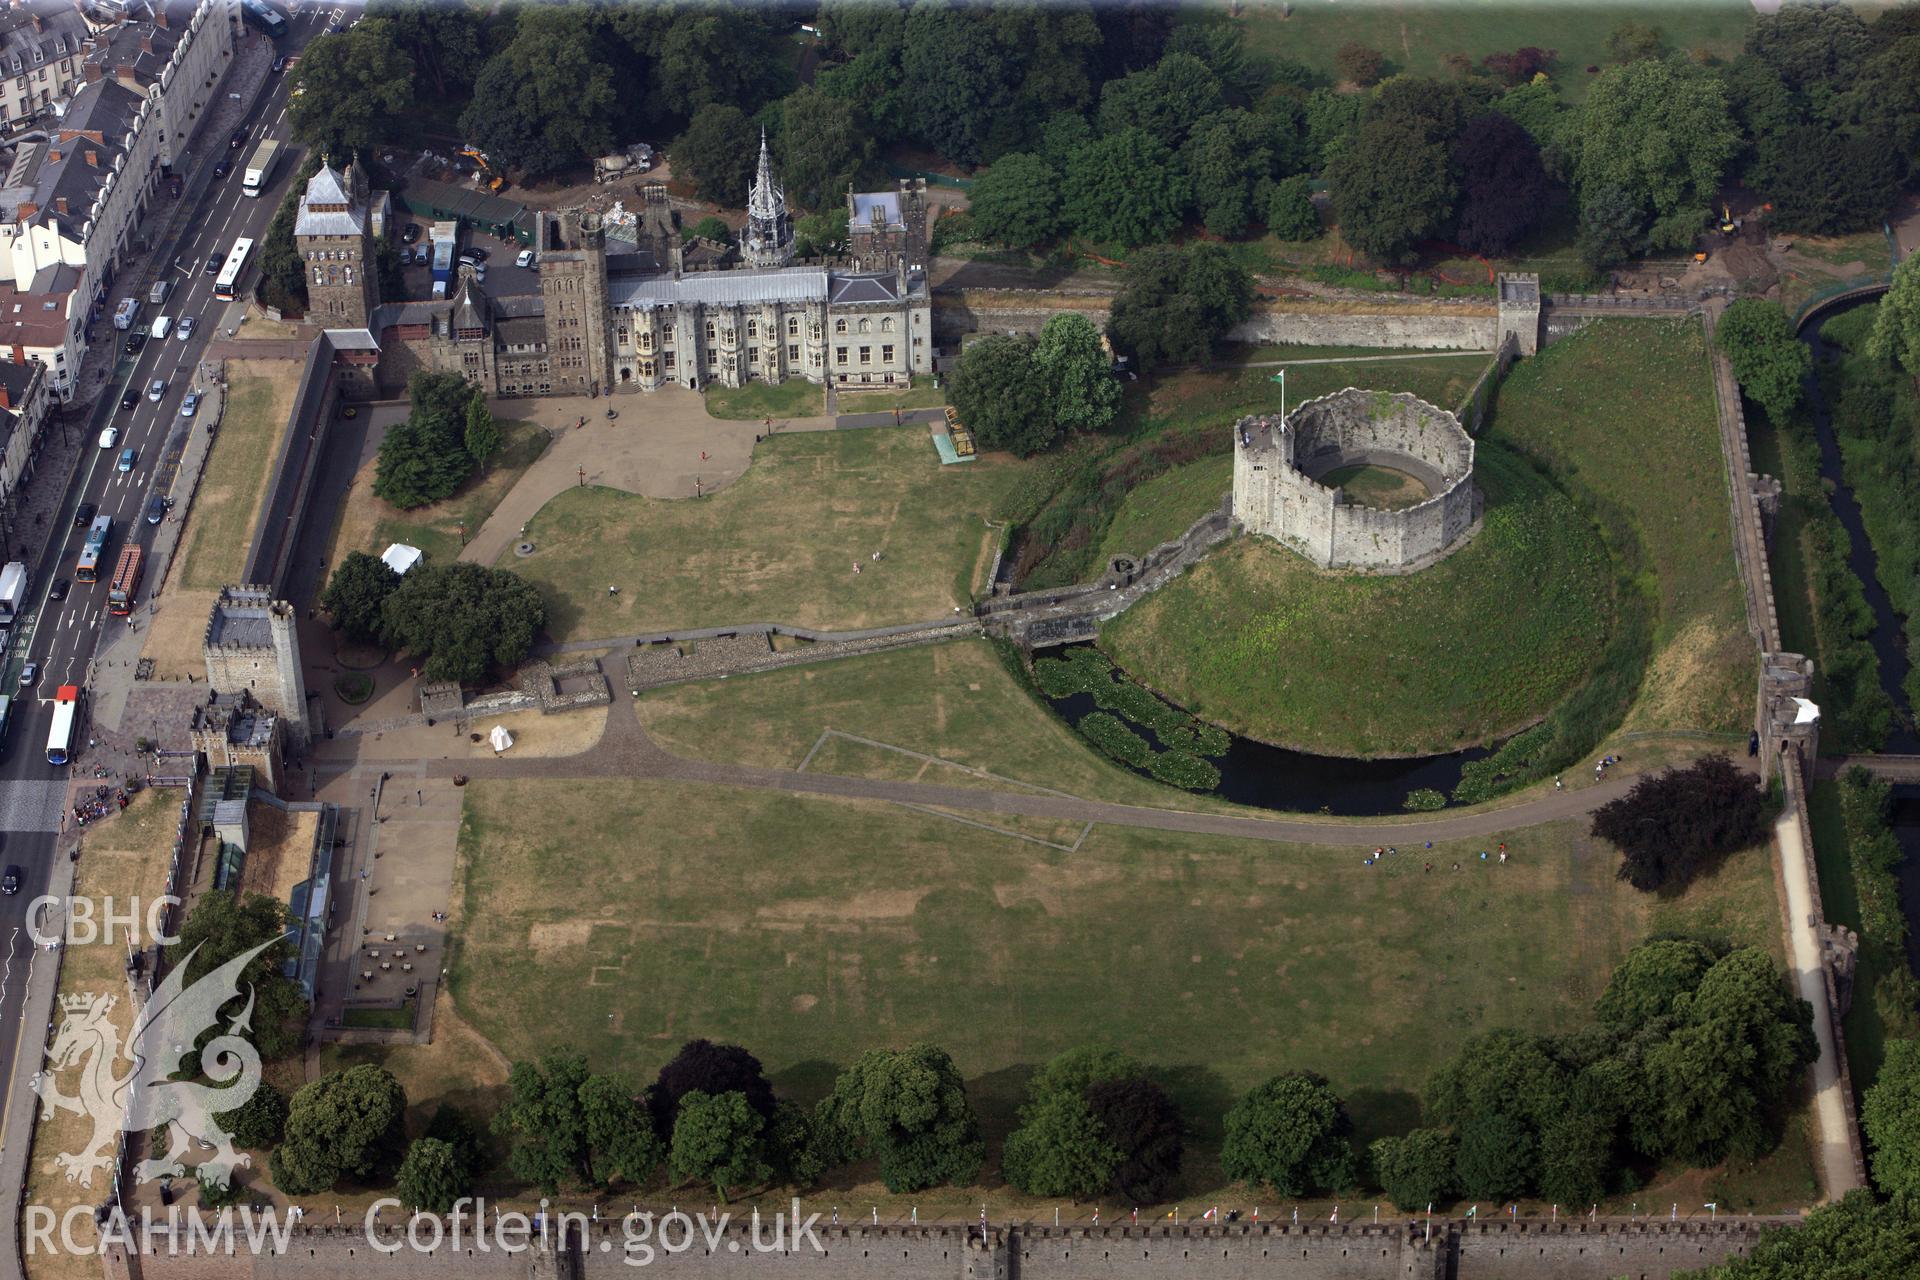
(460, 146), (508, 195)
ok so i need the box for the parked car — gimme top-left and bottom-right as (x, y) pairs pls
(73, 503), (95, 529)
(98, 427), (118, 449)
(146, 495), (168, 525)
(180, 392), (201, 418)
(212, 159), (232, 180)
(465, 246), (489, 262)
(516, 248), (536, 268)
(117, 447), (137, 473)
(271, 53), (288, 73)
(48, 578), (69, 601)
(401, 222), (420, 243)
(125, 331), (147, 355)
(1, 866), (20, 896)
(17, 662), (35, 688)
(147, 378), (167, 402)
(119, 387), (138, 410)
(205, 252), (223, 274)
(176, 316), (197, 341)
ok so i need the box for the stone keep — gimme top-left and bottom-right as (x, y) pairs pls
(203, 586), (310, 745)
(1232, 389), (1479, 571)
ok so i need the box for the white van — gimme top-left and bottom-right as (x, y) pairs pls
(112, 298), (140, 330)
(150, 315), (173, 340)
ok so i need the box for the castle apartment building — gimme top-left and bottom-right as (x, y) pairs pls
(312, 135), (935, 402)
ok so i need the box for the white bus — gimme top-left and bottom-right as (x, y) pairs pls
(213, 238), (255, 302)
(46, 685), (80, 766)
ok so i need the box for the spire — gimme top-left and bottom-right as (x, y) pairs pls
(747, 128), (782, 220)
(740, 127), (794, 268)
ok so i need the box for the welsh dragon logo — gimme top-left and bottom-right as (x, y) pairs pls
(33, 938), (280, 1189)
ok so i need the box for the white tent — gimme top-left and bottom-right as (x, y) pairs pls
(381, 543), (424, 576)
(489, 725), (514, 754)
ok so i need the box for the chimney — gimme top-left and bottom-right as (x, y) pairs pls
(155, 8), (170, 30)
(8, 346), (20, 366)
(29, 14), (42, 33)
(0, 382), (11, 411)
(116, 64), (136, 85)
(83, 62), (101, 82)
(46, 149), (59, 164)
(54, 197), (66, 215)
(16, 202), (35, 220)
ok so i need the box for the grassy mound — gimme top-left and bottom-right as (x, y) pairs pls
(1102, 442), (1612, 757)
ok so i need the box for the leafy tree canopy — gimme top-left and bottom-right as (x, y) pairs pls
(1106, 242), (1252, 371)
(1061, 127), (1189, 248)
(168, 892), (304, 1061)
(381, 562), (545, 685)
(1262, 175), (1320, 242)
(1867, 253), (1920, 383)
(674, 104), (759, 207)
(780, 86), (874, 212)
(968, 152), (1063, 249)
(288, 20), (415, 158)
(270, 1065), (407, 1196)
(1595, 937), (1718, 1029)
(1574, 59), (1737, 247)
(647, 1039), (778, 1137)
(1327, 116), (1456, 264)
(1033, 312), (1121, 436)
(1369, 1128), (1457, 1210)
(1716, 299), (1813, 422)
(949, 335), (1055, 457)
(457, 6), (620, 179)
(322, 551), (401, 646)
(671, 1090), (772, 1202)
(580, 1074), (664, 1189)
(1451, 112), (1554, 256)
(217, 1082), (288, 1151)
(1097, 52), (1224, 148)
(1590, 754), (1771, 892)
(1864, 1039), (1920, 1197)
(1686, 1190), (1920, 1279)
(495, 1050), (591, 1193)
(815, 1043), (985, 1192)
(397, 1138), (469, 1214)
(1219, 1072), (1355, 1196)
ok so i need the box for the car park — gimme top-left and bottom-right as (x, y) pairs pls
(17, 662), (35, 688)
(146, 495), (168, 525)
(117, 447), (137, 473)
(72, 504), (95, 529)
(180, 392), (201, 418)
(147, 378), (167, 402)
(177, 316), (197, 341)
(98, 427), (118, 449)
(48, 578), (69, 601)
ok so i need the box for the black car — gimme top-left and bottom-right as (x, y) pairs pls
(271, 53), (288, 73)
(229, 127), (247, 150)
(146, 494), (169, 525)
(205, 251), (223, 274)
(212, 158), (232, 179)
(464, 246), (489, 262)
(0, 866), (19, 895)
(73, 502), (95, 529)
(401, 222), (421, 243)
(48, 577), (69, 601)
(125, 330), (147, 355)
(120, 387), (139, 410)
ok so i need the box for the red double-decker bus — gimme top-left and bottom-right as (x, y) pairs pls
(107, 546), (143, 615)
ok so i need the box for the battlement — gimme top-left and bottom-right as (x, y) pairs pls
(203, 585), (291, 651)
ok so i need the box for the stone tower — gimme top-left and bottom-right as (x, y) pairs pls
(741, 129), (793, 269)
(1496, 271), (1541, 356)
(294, 157), (380, 328)
(538, 211), (612, 395)
(202, 586), (310, 745)
(848, 178), (929, 275)
(430, 266), (497, 393)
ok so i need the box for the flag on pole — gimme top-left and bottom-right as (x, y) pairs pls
(1466, 1205), (1478, 1219)
(1329, 1206), (1339, 1223)
(1705, 1203), (1718, 1211)
(1203, 1208), (1217, 1221)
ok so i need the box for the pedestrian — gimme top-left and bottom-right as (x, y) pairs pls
(1499, 851), (1508, 864)
(1554, 775), (1563, 790)
(1424, 862), (1432, 873)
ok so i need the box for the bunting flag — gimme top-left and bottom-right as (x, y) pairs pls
(1466, 1205), (1478, 1219)
(1203, 1208), (1217, 1221)
(1329, 1207), (1339, 1223)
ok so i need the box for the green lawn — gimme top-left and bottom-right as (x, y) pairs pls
(1234, 1), (1755, 102)
(1096, 454), (1233, 563)
(177, 372), (296, 591)
(446, 771), (1800, 1209)
(506, 427), (1024, 638)
(341, 421), (550, 567)
(1104, 443), (1613, 756)
(703, 379), (825, 420)
(1483, 319), (1754, 737)
(842, 381), (950, 411)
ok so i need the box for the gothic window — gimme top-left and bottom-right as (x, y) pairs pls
(859, 346), (871, 365)
(858, 318), (871, 334)
(705, 321), (716, 341)
(834, 318), (846, 334)
(787, 344), (798, 363)
(746, 320), (757, 338)
(881, 317), (894, 332)
(724, 329), (735, 344)
(618, 329), (629, 345)
(707, 349), (718, 368)
(747, 347), (759, 365)
(344, 267), (353, 283)
(663, 324), (674, 342)
(664, 351), (676, 370)
(786, 316), (798, 337)
(641, 361), (655, 378)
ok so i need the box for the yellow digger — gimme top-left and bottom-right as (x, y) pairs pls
(460, 147), (507, 194)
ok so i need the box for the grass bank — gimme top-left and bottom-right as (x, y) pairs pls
(175, 363), (301, 591)
(326, 420), (550, 570)
(702, 379), (824, 421)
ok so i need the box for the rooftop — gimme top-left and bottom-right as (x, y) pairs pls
(206, 586), (284, 649)
(610, 265), (828, 309)
(850, 190), (904, 230)
(0, 272), (74, 347)
(0, 3), (91, 81)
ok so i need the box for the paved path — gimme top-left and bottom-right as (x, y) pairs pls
(1822, 754), (1920, 783)
(415, 666), (1645, 848)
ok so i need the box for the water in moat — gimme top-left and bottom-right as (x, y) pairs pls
(1041, 682), (1498, 818)
(1797, 297), (1920, 973)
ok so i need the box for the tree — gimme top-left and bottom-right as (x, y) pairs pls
(366, 0), (483, 97)
(288, 21), (415, 157)
(1107, 243), (1251, 371)
(1716, 299), (1812, 422)
(1184, 109), (1275, 238)
(670, 1091), (771, 1202)
(579, 1075), (663, 1188)
(1866, 254), (1920, 384)
(1864, 1040), (1920, 1194)
(1754, 127), (1903, 236)
(1369, 1129), (1457, 1209)
(1219, 1073), (1355, 1196)
(458, 7), (621, 179)
(380, 562), (545, 684)
(1060, 127), (1188, 248)
(425, 1104), (486, 1179)
(794, 207), (849, 259)
(1574, 60), (1737, 250)
(1633, 947), (1816, 1166)
(1001, 1089), (1121, 1198)
(257, 152), (325, 313)
(1481, 47), (1555, 85)
(321, 552), (402, 646)
(168, 892), (305, 1061)
(675, 104), (759, 206)
(463, 396), (502, 471)
(1451, 113), (1554, 256)
(1084, 1076), (1184, 1202)
(397, 1137), (469, 1214)
(1688, 1190), (1920, 1279)
(1367, 76), (1475, 141)
(196, 1168), (243, 1210)
(1033, 313), (1121, 436)
(1577, 183), (1647, 269)
(495, 1050), (591, 1193)
(1426, 1028), (1568, 1195)
(1744, 1), (1873, 98)
(1262, 175), (1320, 241)
(780, 86), (873, 211)
(1454, 1110), (1537, 1200)
(217, 1082), (287, 1150)
(967, 152), (1063, 248)
(1327, 117), (1455, 264)
(1594, 937), (1718, 1028)
(949, 335), (1054, 456)
(269, 1065), (407, 1195)
(648, 6), (786, 126)
(688, 215), (731, 243)
(1336, 42), (1386, 87)
(767, 1100), (826, 1189)
(1607, 22), (1665, 63)
(646, 1040), (778, 1138)
(1097, 53), (1223, 149)
(374, 417), (474, 510)
(816, 1043), (986, 1192)
(897, 3), (1013, 165)
(1590, 754), (1770, 892)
